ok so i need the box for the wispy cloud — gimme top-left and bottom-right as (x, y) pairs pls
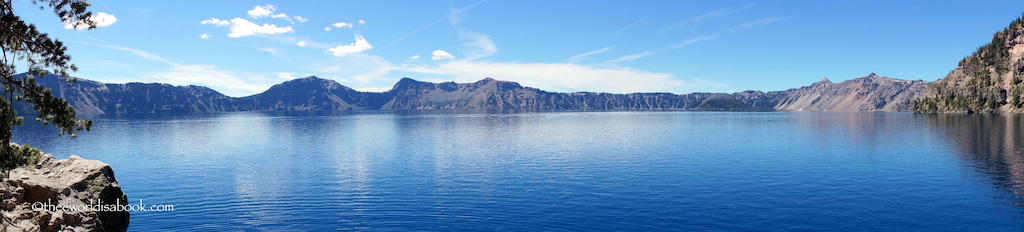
(568, 47), (612, 63)
(725, 17), (785, 32)
(662, 3), (757, 32)
(616, 18), (646, 35)
(380, 0), (489, 49)
(606, 51), (654, 63)
(89, 43), (182, 67)
(91, 43), (293, 96)
(380, 20), (442, 49)
(670, 35), (720, 49)
(457, 31), (497, 61)
(607, 35), (719, 63)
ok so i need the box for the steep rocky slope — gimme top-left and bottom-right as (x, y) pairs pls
(914, 15), (1024, 113)
(734, 73), (930, 112)
(20, 74), (237, 114)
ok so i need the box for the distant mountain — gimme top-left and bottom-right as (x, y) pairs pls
(914, 15), (1024, 113)
(377, 77), (761, 111)
(14, 72), (936, 114)
(14, 74), (766, 114)
(734, 73), (930, 112)
(15, 74), (237, 114)
(238, 76), (371, 111)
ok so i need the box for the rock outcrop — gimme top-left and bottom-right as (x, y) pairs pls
(914, 15), (1024, 113)
(1, 146), (129, 232)
(734, 73), (930, 112)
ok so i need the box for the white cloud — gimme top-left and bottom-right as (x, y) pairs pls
(568, 47), (612, 63)
(200, 34), (212, 39)
(324, 27), (331, 31)
(269, 13), (306, 24)
(326, 34), (374, 57)
(277, 72), (303, 80)
(202, 17), (293, 38)
(228, 18), (292, 37)
(248, 5), (276, 18)
(358, 19), (366, 24)
(64, 12), (118, 30)
(200, 18), (229, 26)
(332, 22), (353, 29)
(410, 55), (420, 60)
(431, 50), (455, 60)
(296, 41), (308, 47)
(146, 64), (276, 97)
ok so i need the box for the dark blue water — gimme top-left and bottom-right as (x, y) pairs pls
(12, 111), (1024, 231)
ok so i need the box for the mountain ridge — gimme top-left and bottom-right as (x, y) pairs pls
(735, 73), (930, 112)
(13, 72), (928, 114)
(16, 74), (767, 114)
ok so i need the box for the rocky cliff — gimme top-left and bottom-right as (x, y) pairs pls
(914, 15), (1024, 113)
(19, 72), (937, 113)
(19, 74), (764, 113)
(1, 145), (129, 232)
(377, 78), (756, 110)
(19, 74), (237, 115)
(734, 73), (930, 112)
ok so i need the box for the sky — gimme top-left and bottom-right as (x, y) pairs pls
(12, 0), (1024, 97)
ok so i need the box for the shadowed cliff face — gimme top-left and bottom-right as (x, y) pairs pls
(18, 74), (236, 115)
(16, 74), (763, 114)
(734, 73), (930, 112)
(924, 114), (1024, 203)
(915, 16), (1024, 113)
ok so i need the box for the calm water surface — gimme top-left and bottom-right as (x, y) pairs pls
(12, 111), (1024, 231)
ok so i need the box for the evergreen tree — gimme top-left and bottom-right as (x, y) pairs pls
(0, 0), (95, 174)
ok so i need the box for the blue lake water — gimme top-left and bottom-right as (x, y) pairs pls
(11, 111), (1024, 231)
